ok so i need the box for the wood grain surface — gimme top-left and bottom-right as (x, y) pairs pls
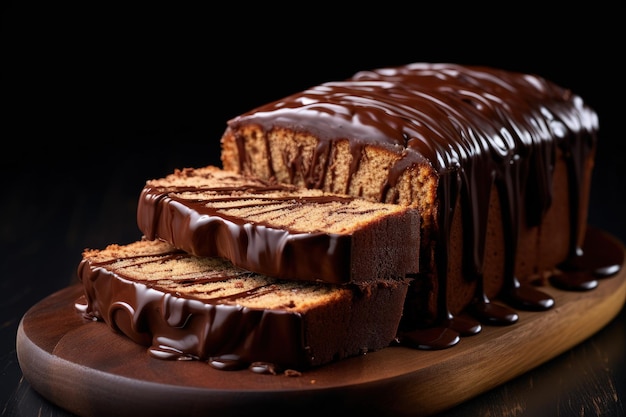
(16, 244), (626, 417)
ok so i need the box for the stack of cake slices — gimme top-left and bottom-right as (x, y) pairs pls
(77, 166), (421, 373)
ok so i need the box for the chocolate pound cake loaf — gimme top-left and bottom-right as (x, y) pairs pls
(77, 239), (410, 372)
(220, 62), (600, 334)
(137, 165), (420, 284)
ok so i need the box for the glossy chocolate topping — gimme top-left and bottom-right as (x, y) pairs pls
(228, 63), (603, 341)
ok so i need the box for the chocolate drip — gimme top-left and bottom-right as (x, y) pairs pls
(551, 227), (625, 291)
(468, 300), (519, 326)
(395, 326), (461, 350)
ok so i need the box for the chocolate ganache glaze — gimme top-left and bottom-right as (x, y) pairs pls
(225, 63), (621, 348)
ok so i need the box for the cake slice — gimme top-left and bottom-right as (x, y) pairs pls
(136, 165), (420, 284)
(77, 239), (410, 372)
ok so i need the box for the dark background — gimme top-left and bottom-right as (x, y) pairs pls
(2, 3), (625, 416)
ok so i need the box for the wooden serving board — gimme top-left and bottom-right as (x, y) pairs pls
(17, 238), (626, 417)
